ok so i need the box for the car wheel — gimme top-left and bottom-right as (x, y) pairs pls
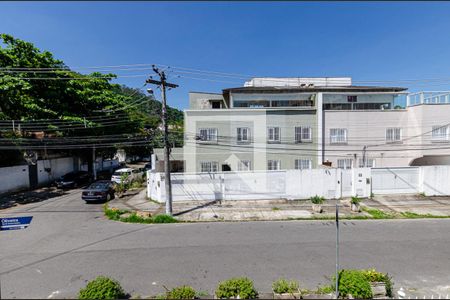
(73, 182), (78, 188)
(106, 193), (111, 202)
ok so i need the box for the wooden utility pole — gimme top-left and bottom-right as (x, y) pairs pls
(146, 65), (178, 216)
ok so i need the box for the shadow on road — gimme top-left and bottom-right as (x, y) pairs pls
(0, 187), (69, 210)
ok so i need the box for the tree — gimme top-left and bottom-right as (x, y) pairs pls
(0, 34), (184, 166)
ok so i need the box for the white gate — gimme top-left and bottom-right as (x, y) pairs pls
(371, 167), (420, 194)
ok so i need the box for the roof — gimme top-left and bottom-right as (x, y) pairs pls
(223, 85), (407, 93)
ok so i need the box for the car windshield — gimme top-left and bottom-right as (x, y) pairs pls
(88, 182), (108, 189)
(62, 173), (76, 180)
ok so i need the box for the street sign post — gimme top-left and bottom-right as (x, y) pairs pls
(0, 216), (33, 231)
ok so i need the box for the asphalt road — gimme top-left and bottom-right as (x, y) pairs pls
(1, 189), (450, 299)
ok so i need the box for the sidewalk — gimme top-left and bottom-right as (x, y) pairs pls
(108, 190), (450, 222)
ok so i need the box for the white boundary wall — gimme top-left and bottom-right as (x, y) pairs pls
(37, 157), (75, 186)
(148, 166), (450, 202)
(0, 165), (30, 193)
(147, 168), (372, 202)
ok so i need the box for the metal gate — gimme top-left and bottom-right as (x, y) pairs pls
(372, 167), (420, 194)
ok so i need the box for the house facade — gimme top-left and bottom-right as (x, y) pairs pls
(154, 77), (450, 173)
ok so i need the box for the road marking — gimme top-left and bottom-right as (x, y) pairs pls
(47, 290), (60, 298)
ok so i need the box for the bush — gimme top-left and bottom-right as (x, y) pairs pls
(104, 204), (128, 221)
(272, 278), (299, 294)
(334, 270), (372, 299)
(310, 195), (325, 205)
(78, 276), (126, 299)
(166, 285), (196, 299)
(361, 269), (393, 297)
(153, 214), (178, 223)
(215, 277), (258, 299)
(350, 196), (361, 205)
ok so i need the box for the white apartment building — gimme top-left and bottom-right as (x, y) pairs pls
(154, 78), (450, 173)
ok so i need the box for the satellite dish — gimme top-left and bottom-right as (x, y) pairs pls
(23, 150), (38, 165)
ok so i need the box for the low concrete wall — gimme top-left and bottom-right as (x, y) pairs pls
(147, 168), (372, 203)
(0, 165), (29, 193)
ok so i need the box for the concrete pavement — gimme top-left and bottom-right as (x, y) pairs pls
(1, 189), (450, 298)
(109, 190), (450, 221)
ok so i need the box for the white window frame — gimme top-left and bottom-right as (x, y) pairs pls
(295, 126), (312, 143)
(386, 127), (402, 143)
(200, 161), (218, 173)
(238, 160), (251, 171)
(358, 158), (375, 168)
(295, 158), (312, 170)
(267, 127), (281, 143)
(267, 160), (281, 170)
(330, 128), (347, 144)
(237, 127), (250, 143)
(337, 159), (353, 169)
(431, 125), (449, 142)
(198, 128), (218, 143)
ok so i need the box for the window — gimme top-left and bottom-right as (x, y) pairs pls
(200, 161), (218, 173)
(211, 101), (221, 109)
(358, 159), (375, 168)
(267, 160), (281, 170)
(347, 95), (358, 103)
(295, 159), (312, 170)
(237, 127), (250, 143)
(238, 160), (251, 171)
(386, 128), (402, 143)
(432, 125), (449, 141)
(295, 126), (312, 143)
(330, 128), (347, 144)
(198, 128), (218, 142)
(267, 127), (281, 143)
(337, 159), (353, 169)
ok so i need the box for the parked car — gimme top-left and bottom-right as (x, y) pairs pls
(111, 168), (134, 184)
(81, 180), (115, 203)
(55, 171), (92, 189)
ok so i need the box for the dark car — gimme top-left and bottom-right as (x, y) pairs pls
(55, 171), (92, 189)
(81, 180), (115, 203)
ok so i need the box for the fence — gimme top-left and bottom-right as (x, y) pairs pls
(147, 165), (450, 203)
(147, 168), (372, 202)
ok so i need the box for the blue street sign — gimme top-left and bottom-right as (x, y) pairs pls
(0, 216), (33, 231)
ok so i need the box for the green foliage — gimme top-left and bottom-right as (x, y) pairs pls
(310, 195), (325, 204)
(103, 205), (178, 224)
(272, 278), (299, 294)
(166, 286), (196, 299)
(215, 277), (258, 299)
(0, 34), (184, 165)
(78, 276), (126, 299)
(333, 270), (372, 299)
(361, 269), (393, 297)
(120, 213), (153, 224)
(362, 208), (394, 219)
(350, 196), (361, 205)
(103, 204), (128, 221)
(153, 214), (178, 223)
(315, 284), (334, 294)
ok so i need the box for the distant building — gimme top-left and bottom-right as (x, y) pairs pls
(153, 77), (450, 172)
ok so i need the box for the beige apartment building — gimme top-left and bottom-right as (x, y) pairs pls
(154, 78), (450, 173)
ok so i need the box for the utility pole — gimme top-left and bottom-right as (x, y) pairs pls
(146, 65), (178, 216)
(92, 145), (97, 181)
(335, 200), (340, 299)
(362, 145), (367, 168)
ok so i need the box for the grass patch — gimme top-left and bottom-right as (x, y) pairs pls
(104, 204), (178, 224)
(362, 207), (395, 219)
(272, 207), (280, 211)
(400, 211), (449, 219)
